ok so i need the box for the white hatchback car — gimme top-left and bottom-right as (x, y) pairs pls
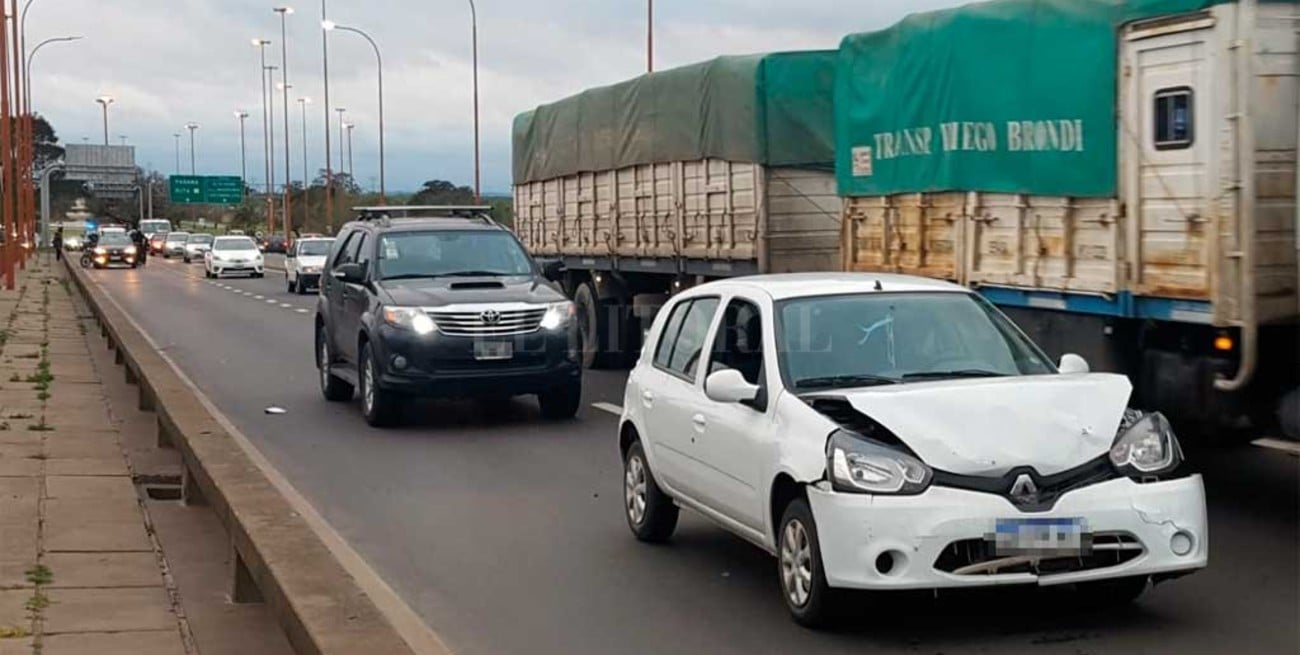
(619, 274), (1207, 626)
(204, 236), (264, 279)
(284, 237), (334, 294)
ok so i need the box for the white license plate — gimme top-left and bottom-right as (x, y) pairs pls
(473, 341), (513, 361)
(992, 518), (1088, 556)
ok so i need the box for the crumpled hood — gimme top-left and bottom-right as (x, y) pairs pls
(818, 373), (1132, 476)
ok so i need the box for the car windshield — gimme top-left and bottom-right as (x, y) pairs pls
(188, 235), (213, 244)
(166, 233), (189, 243)
(297, 240), (332, 256)
(377, 230), (533, 279)
(776, 292), (1054, 390)
(99, 233), (131, 247)
(213, 238), (256, 251)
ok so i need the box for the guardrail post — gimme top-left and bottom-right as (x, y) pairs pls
(125, 363), (138, 385)
(156, 416), (173, 449)
(182, 465), (207, 506)
(139, 381), (155, 412)
(114, 345), (124, 365)
(229, 546), (264, 604)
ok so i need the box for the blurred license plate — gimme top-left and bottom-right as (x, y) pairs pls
(992, 518), (1088, 556)
(473, 341), (513, 361)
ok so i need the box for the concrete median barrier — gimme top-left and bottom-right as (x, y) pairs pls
(62, 258), (426, 655)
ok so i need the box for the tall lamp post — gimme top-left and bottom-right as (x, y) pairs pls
(172, 133), (180, 174)
(235, 110), (249, 186)
(94, 95), (113, 145)
(334, 107), (346, 175)
(647, 0), (653, 72)
(266, 64), (279, 230)
(25, 35), (82, 247)
(319, 0), (334, 231)
(322, 21), (385, 204)
(273, 6), (293, 241)
(467, 0), (480, 203)
(253, 38), (274, 232)
(185, 122), (199, 174)
(297, 97), (310, 228)
(344, 122), (354, 178)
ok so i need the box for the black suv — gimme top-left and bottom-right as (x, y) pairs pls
(314, 206), (582, 426)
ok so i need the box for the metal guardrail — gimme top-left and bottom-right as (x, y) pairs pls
(62, 257), (418, 655)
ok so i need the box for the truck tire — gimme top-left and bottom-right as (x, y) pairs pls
(1278, 388), (1300, 441)
(574, 282), (613, 369)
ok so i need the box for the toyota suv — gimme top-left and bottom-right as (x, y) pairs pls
(314, 206), (582, 426)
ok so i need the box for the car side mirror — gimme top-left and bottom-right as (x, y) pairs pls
(1058, 353), (1090, 374)
(542, 260), (565, 281)
(332, 262), (365, 284)
(705, 369), (760, 404)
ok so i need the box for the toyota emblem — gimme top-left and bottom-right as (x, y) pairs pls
(480, 309), (502, 325)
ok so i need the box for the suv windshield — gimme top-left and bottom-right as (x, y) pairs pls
(297, 240), (332, 256)
(377, 230), (533, 280)
(777, 292), (1054, 390)
(213, 237), (256, 251)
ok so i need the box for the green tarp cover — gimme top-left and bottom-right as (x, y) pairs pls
(834, 0), (1264, 198)
(513, 51), (836, 184)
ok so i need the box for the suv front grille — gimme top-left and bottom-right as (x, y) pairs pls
(427, 306), (547, 337)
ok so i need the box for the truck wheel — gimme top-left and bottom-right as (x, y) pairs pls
(1278, 388), (1300, 441)
(574, 282), (612, 369)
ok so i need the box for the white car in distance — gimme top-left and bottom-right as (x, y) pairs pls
(182, 233), (214, 263)
(619, 273), (1207, 627)
(284, 237), (334, 294)
(204, 236), (264, 279)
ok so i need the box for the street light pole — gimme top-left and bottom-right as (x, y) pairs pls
(94, 95), (113, 145)
(335, 107), (346, 176)
(235, 110), (249, 187)
(172, 133), (180, 174)
(323, 22), (385, 204)
(253, 39), (273, 233)
(185, 122), (199, 174)
(274, 6), (293, 243)
(320, 0), (334, 232)
(647, 0), (653, 72)
(345, 122), (354, 178)
(266, 64), (278, 229)
(25, 35), (82, 249)
(297, 97), (310, 229)
(468, 0), (480, 203)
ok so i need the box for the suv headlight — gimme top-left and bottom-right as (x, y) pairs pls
(1109, 410), (1183, 476)
(539, 301), (575, 330)
(383, 306), (436, 335)
(826, 429), (932, 495)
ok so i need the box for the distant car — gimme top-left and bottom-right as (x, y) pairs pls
(285, 237), (334, 294)
(162, 232), (190, 258)
(139, 219), (172, 240)
(204, 236), (264, 279)
(260, 234), (288, 254)
(89, 232), (139, 269)
(63, 235), (84, 251)
(182, 233), (215, 263)
(100, 226), (127, 236)
(618, 274), (1208, 627)
(149, 232), (168, 255)
(228, 229), (247, 236)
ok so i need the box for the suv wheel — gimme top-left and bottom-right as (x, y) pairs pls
(317, 330), (354, 402)
(359, 342), (401, 427)
(538, 378), (581, 419)
(623, 440), (678, 542)
(778, 498), (840, 628)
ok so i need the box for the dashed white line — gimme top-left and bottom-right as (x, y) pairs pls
(280, 303), (293, 308)
(254, 295), (265, 300)
(265, 299), (277, 304)
(295, 308), (309, 314)
(1253, 438), (1300, 455)
(591, 402), (624, 417)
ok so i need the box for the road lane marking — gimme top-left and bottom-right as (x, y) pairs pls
(280, 303), (293, 308)
(254, 295), (265, 300)
(592, 402), (623, 417)
(295, 308), (309, 314)
(84, 272), (454, 655)
(265, 299), (277, 304)
(1253, 438), (1300, 455)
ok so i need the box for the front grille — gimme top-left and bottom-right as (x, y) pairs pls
(932, 456), (1118, 512)
(934, 532), (1144, 576)
(427, 306), (546, 337)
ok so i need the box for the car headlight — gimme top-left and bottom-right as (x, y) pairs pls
(94, 247), (107, 255)
(125, 246), (137, 255)
(1109, 410), (1183, 476)
(826, 429), (932, 495)
(539, 301), (575, 330)
(383, 306), (436, 336)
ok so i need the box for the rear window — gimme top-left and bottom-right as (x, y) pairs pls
(188, 234), (213, 244)
(166, 233), (189, 242)
(297, 240), (333, 256)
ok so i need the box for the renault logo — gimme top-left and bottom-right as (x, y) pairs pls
(480, 309), (502, 325)
(1009, 474), (1039, 503)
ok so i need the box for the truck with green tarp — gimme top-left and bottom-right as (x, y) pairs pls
(513, 51), (842, 367)
(836, 0), (1298, 436)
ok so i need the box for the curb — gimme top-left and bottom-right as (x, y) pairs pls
(62, 259), (434, 655)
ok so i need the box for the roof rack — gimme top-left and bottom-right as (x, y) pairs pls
(351, 205), (495, 223)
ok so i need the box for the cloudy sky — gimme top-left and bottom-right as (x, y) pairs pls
(30, 0), (966, 194)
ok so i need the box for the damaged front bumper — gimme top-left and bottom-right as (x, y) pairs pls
(806, 474), (1207, 590)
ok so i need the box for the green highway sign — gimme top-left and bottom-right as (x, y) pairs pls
(169, 175), (244, 205)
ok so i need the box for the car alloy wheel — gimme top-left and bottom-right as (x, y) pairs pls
(780, 518), (814, 608)
(319, 339), (332, 390)
(625, 451), (648, 526)
(363, 356), (376, 415)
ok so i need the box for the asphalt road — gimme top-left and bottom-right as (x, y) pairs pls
(84, 258), (1299, 655)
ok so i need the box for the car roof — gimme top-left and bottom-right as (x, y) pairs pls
(213, 235), (253, 241)
(345, 217), (504, 233)
(685, 273), (968, 301)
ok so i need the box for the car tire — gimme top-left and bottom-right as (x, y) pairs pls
(294, 276), (306, 295)
(778, 498), (840, 629)
(359, 342), (401, 427)
(317, 330), (354, 402)
(1075, 576), (1148, 607)
(287, 275), (294, 293)
(538, 378), (581, 420)
(623, 440), (678, 543)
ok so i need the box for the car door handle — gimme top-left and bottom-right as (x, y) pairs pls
(692, 414), (707, 433)
(641, 390), (654, 408)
